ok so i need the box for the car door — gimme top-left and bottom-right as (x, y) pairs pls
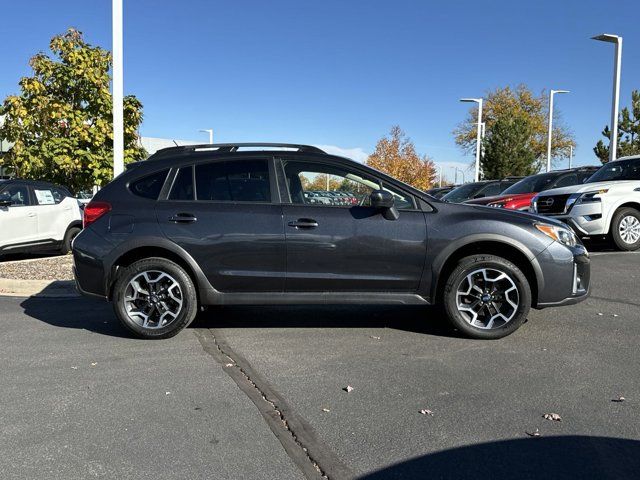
(0, 183), (38, 249)
(155, 157), (285, 292)
(279, 157), (427, 292)
(32, 186), (67, 241)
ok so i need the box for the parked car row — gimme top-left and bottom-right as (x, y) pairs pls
(304, 190), (360, 206)
(437, 158), (640, 251)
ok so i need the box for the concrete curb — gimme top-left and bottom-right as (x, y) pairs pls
(0, 278), (79, 298)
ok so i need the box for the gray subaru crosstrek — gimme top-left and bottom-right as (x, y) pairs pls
(73, 143), (590, 340)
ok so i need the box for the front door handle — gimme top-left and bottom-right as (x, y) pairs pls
(288, 218), (318, 229)
(169, 213), (198, 223)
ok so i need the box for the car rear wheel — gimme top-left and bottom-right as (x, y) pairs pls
(443, 255), (531, 339)
(112, 257), (198, 339)
(610, 208), (640, 251)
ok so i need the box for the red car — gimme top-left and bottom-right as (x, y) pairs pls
(465, 167), (599, 211)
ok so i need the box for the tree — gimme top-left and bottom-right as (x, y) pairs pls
(594, 90), (640, 163)
(481, 117), (537, 179)
(453, 85), (576, 176)
(0, 28), (146, 193)
(366, 126), (437, 190)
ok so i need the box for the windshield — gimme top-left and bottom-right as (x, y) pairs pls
(502, 172), (559, 194)
(586, 158), (640, 183)
(442, 183), (484, 202)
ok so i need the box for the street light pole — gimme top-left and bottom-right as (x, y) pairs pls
(546, 89), (569, 172)
(592, 34), (623, 163)
(569, 145), (573, 169)
(112, 0), (124, 177)
(199, 129), (214, 144)
(460, 98), (483, 182)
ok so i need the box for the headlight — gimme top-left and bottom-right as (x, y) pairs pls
(535, 223), (578, 247)
(576, 189), (608, 204)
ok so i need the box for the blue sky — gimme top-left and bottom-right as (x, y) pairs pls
(1, 0), (638, 181)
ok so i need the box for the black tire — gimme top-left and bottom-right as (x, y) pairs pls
(443, 254), (531, 340)
(112, 257), (198, 339)
(610, 207), (640, 251)
(60, 226), (81, 254)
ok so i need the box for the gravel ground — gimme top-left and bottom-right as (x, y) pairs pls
(0, 254), (74, 281)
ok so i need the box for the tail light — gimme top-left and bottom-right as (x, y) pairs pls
(83, 201), (111, 228)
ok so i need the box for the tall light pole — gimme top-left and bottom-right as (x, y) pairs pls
(569, 145), (573, 169)
(112, 0), (124, 177)
(452, 167), (465, 184)
(546, 89), (569, 172)
(199, 129), (213, 144)
(592, 34), (623, 163)
(460, 98), (483, 182)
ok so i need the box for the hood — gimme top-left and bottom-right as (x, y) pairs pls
(535, 180), (640, 197)
(465, 192), (533, 205)
(448, 202), (567, 228)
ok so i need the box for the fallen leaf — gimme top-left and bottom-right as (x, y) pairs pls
(369, 335), (381, 340)
(71, 366), (78, 370)
(90, 362), (97, 366)
(165, 391), (171, 396)
(543, 413), (562, 422)
(343, 386), (354, 393)
(612, 314), (619, 318)
(526, 428), (541, 437)
(321, 408), (330, 413)
(419, 409), (434, 416)
(225, 363), (234, 367)
(597, 313), (604, 316)
(612, 395), (625, 403)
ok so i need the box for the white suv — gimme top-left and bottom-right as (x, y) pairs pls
(531, 155), (640, 251)
(0, 179), (82, 255)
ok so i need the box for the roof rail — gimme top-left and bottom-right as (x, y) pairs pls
(151, 143), (326, 158)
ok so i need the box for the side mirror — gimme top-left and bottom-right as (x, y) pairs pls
(369, 190), (399, 220)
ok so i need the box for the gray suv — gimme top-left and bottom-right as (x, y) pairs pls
(73, 143), (590, 340)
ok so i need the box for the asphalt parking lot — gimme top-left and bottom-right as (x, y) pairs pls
(1, 250), (639, 479)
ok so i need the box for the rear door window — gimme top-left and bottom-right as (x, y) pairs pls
(552, 174), (577, 189)
(195, 160), (271, 202)
(169, 166), (195, 201)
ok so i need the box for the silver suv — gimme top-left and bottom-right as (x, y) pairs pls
(531, 155), (640, 251)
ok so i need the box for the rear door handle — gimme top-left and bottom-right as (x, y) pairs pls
(288, 218), (318, 229)
(169, 213), (198, 223)
(27, 212), (37, 217)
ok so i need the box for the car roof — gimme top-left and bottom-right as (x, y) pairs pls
(0, 178), (61, 188)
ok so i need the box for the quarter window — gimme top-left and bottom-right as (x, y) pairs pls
(130, 170), (169, 199)
(195, 160), (270, 202)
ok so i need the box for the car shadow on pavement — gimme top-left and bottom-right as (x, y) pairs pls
(193, 304), (460, 338)
(357, 435), (640, 480)
(20, 296), (132, 338)
(20, 296), (460, 339)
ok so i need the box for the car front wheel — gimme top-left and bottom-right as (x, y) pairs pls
(610, 208), (640, 251)
(112, 257), (198, 339)
(443, 254), (531, 339)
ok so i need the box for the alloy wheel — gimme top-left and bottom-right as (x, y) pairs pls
(123, 270), (183, 329)
(618, 215), (640, 245)
(456, 268), (519, 329)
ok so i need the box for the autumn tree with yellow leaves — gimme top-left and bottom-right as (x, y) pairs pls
(0, 29), (146, 192)
(366, 126), (437, 191)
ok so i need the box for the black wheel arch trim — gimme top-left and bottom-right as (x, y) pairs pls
(104, 236), (217, 300)
(427, 233), (545, 305)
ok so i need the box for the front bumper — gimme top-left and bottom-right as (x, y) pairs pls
(533, 200), (606, 237)
(534, 241), (590, 309)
